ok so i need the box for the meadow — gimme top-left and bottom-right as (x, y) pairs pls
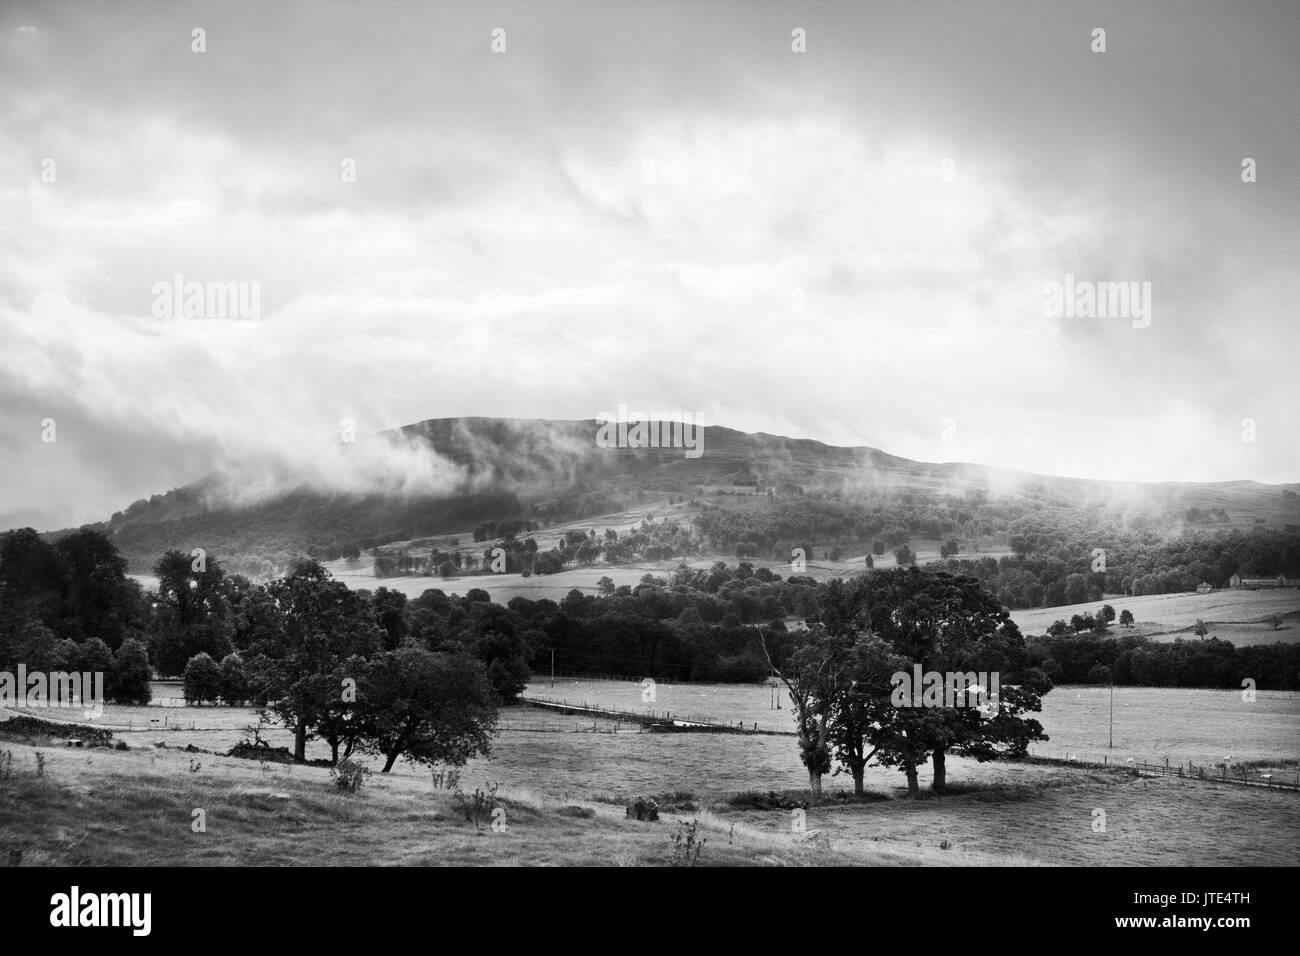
(1008, 588), (1300, 643)
(4, 676), (1296, 866)
(523, 678), (1300, 768)
(3, 700), (1295, 866)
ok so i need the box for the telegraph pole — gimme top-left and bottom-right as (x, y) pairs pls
(550, 648), (555, 687)
(1109, 679), (1114, 749)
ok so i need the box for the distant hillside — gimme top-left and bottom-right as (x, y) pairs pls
(47, 417), (1300, 577)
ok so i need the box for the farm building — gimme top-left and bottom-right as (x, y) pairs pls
(1228, 573), (1299, 589)
(1196, 582), (1214, 594)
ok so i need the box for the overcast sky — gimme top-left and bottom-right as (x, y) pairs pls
(2, 0), (1298, 530)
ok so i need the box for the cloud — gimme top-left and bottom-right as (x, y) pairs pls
(1, 0), (1297, 529)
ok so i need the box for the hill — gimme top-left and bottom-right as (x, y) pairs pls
(38, 416), (1300, 578)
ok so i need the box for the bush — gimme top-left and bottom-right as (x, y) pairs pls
(331, 758), (370, 793)
(625, 796), (659, 821)
(670, 819), (706, 866)
(726, 790), (811, 811)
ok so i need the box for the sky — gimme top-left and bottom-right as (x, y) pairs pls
(1, 0), (1298, 530)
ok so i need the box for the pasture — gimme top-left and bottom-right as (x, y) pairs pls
(523, 679), (1300, 768)
(4, 677), (1296, 866)
(1009, 588), (1300, 641)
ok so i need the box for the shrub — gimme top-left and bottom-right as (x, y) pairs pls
(625, 796), (659, 821)
(453, 784), (499, 829)
(653, 791), (697, 812)
(726, 790), (811, 811)
(331, 758), (370, 794)
(670, 819), (706, 866)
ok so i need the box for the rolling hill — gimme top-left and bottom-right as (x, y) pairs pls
(44, 416), (1300, 577)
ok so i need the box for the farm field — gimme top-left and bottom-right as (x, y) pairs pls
(20, 677), (1296, 772)
(1009, 588), (1300, 639)
(316, 540), (1016, 603)
(523, 679), (1300, 768)
(126, 562), (1300, 651)
(3, 700), (1295, 866)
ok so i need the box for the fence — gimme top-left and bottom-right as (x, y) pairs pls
(1029, 751), (1300, 791)
(520, 694), (792, 735)
(495, 719), (635, 734)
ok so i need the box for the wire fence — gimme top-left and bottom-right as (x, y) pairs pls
(1029, 751), (1300, 791)
(521, 694), (793, 735)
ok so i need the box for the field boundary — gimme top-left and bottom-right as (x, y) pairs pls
(520, 694), (794, 735)
(1024, 753), (1300, 791)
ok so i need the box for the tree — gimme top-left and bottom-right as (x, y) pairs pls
(1100, 605), (1116, 625)
(893, 545), (915, 567)
(183, 652), (221, 704)
(872, 540), (886, 556)
(255, 561), (385, 761)
(825, 634), (904, 795)
(218, 653), (249, 705)
(1119, 609), (1134, 628)
(149, 550), (233, 667)
(371, 587), (408, 650)
(1064, 573), (1089, 605)
(0, 528), (64, 633)
(76, 637), (114, 678)
(596, 576), (616, 596)
(1086, 663), (1112, 684)
(1193, 619), (1209, 638)
(819, 569), (1049, 794)
(112, 638), (153, 705)
(358, 647), (498, 773)
(758, 625), (847, 800)
(53, 528), (144, 648)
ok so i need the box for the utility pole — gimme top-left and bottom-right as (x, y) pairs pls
(1109, 680), (1114, 749)
(550, 648), (555, 687)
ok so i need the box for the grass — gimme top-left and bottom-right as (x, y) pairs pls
(525, 678), (1300, 767)
(5, 674), (1296, 867)
(4, 717), (1294, 866)
(0, 735), (1029, 867)
(1009, 588), (1300, 639)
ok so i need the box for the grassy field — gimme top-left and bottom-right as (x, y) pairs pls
(2, 706), (1295, 866)
(20, 677), (1300, 770)
(319, 539), (1017, 603)
(524, 679), (1300, 768)
(1009, 588), (1300, 641)
(0, 731), (879, 866)
(5, 674), (1297, 866)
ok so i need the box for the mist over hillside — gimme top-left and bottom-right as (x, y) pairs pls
(40, 416), (1297, 578)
